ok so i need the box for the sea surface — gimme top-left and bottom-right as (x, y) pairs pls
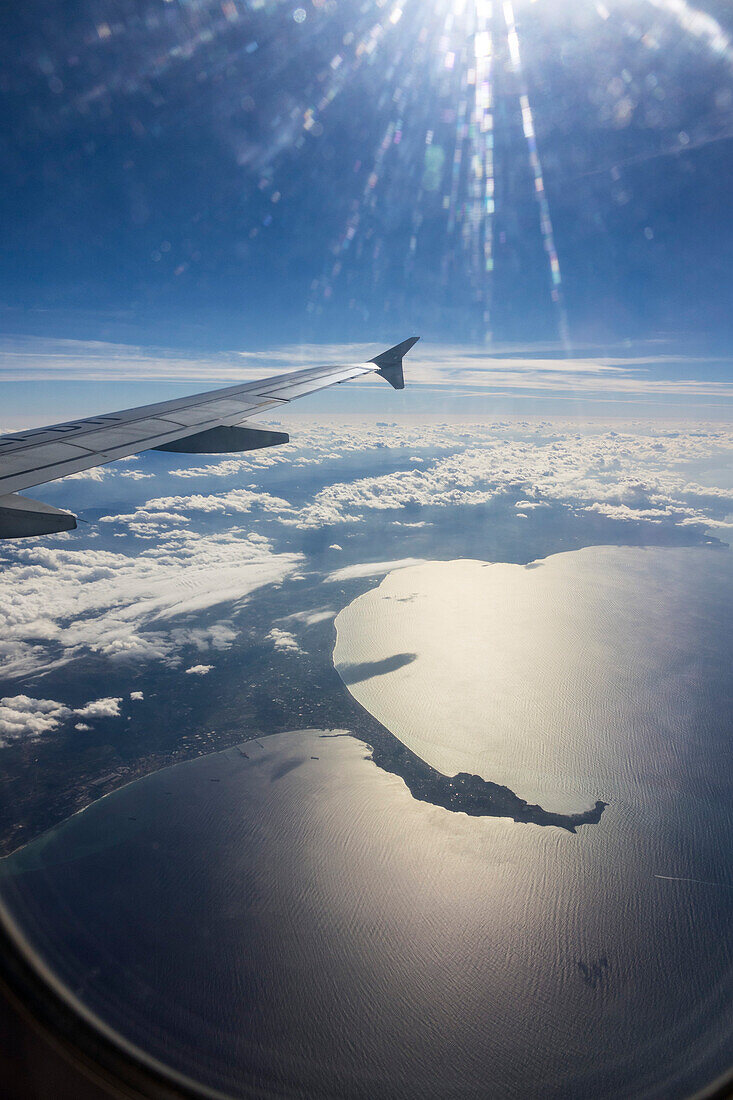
(1, 546), (733, 1098)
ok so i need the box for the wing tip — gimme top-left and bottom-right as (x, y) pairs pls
(369, 336), (420, 390)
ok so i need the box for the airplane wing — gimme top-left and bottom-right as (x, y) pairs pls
(0, 336), (419, 539)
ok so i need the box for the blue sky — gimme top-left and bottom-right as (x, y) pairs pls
(1, 0), (733, 418)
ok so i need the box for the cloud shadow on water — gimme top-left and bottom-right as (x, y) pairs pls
(270, 758), (306, 783)
(336, 653), (418, 686)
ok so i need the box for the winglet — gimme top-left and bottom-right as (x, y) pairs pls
(369, 336), (419, 390)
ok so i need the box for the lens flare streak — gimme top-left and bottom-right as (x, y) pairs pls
(502, 1), (569, 348)
(309, 0), (576, 344)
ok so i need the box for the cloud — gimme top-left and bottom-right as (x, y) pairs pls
(64, 468), (108, 482)
(0, 529), (302, 678)
(0, 336), (730, 405)
(175, 623), (238, 651)
(100, 488), (295, 536)
(277, 608), (336, 626)
(88, 412), (732, 547)
(75, 723), (90, 731)
(0, 694), (122, 743)
(73, 697), (123, 719)
(0, 696), (71, 744)
(327, 558), (427, 582)
(184, 664), (213, 675)
(281, 422), (733, 533)
(130, 691), (144, 700)
(266, 628), (302, 653)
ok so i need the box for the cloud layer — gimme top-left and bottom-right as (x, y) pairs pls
(0, 530), (302, 678)
(1, 336), (731, 403)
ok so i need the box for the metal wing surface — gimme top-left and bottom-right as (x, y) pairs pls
(0, 337), (418, 538)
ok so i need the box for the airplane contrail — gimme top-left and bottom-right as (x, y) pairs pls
(655, 875), (733, 890)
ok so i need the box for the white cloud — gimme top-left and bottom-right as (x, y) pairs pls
(185, 664), (214, 675)
(174, 623), (238, 651)
(130, 691), (144, 700)
(64, 467), (108, 482)
(73, 697), (123, 719)
(327, 558), (427, 582)
(0, 693), (130, 744)
(281, 422), (733, 533)
(0, 336), (731, 406)
(0, 696), (71, 744)
(0, 529), (302, 677)
(75, 722), (90, 731)
(329, 544), (343, 551)
(278, 607), (336, 626)
(266, 628), (302, 653)
(100, 489), (295, 536)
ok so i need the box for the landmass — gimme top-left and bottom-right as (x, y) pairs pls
(336, 701), (607, 832)
(368, 735), (607, 830)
